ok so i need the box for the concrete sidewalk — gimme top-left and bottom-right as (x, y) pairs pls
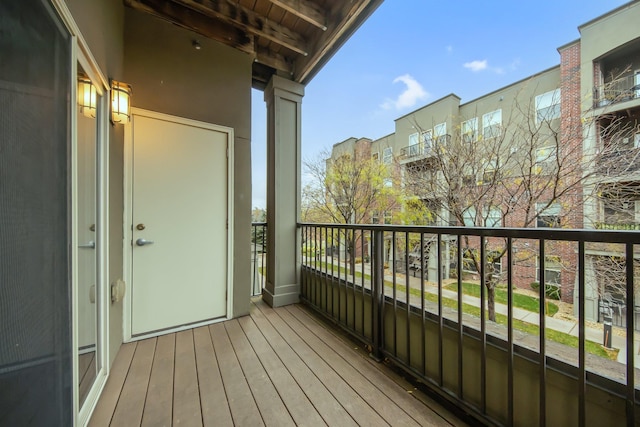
(314, 257), (639, 366)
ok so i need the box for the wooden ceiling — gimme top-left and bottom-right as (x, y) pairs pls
(123, 0), (384, 90)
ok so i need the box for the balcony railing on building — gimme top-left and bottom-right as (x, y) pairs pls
(251, 222), (267, 296)
(594, 74), (640, 108)
(399, 135), (451, 162)
(299, 222), (640, 426)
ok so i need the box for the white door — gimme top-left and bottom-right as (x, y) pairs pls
(130, 113), (228, 336)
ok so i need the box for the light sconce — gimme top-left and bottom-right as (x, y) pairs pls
(78, 76), (97, 118)
(110, 80), (132, 124)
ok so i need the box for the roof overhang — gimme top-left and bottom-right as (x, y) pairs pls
(123, 0), (384, 90)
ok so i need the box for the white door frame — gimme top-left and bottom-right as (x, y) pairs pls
(50, 1), (111, 425)
(123, 108), (235, 342)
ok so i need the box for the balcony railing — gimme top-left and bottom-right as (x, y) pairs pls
(299, 222), (640, 426)
(595, 221), (640, 231)
(399, 135), (451, 161)
(251, 222), (267, 296)
(594, 74), (640, 108)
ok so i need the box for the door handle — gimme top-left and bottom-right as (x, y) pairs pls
(136, 238), (155, 246)
(79, 240), (96, 249)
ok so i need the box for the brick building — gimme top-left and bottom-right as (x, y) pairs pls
(325, 1), (640, 322)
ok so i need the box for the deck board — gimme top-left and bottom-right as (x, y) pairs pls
(110, 339), (156, 427)
(285, 304), (458, 426)
(249, 301), (356, 426)
(192, 326), (233, 427)
(89, 342), (136, 427)
(225, 320), (296, 426)
(237, 315), (327, 427)
(89, 300), (464, 427)
(141, 333), (175, 427)
(209, 322), (264, 426)
(172, 330), (202, 427)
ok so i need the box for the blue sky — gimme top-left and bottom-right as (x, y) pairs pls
(251, 0), (630, 209)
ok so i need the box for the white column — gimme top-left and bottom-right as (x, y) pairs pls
(263, 75), (304, 307)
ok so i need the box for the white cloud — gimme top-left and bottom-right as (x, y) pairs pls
(463, 59), (488, 72)
(380, 74), (429, 110)
(446, 45), (453, 54)
(463, 59), (506, 74)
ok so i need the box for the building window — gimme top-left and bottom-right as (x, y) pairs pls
(421, 130), (433, 149)
(434, 122), (447, 142)
(603, 198), (638, 225)
(462, 207), (476, 227)
(484, 206), (502, 227)
(536, 256), (562, 297)
(383, 177), (393, 188)
(408, 133), (420, 156)
(536, 202), (561, 227)
(536, 146), (557, 164)
(383, 147), (393, 164)
(461, 118), (477, 143)
(483, 109), (502, 139)
(383, 211), (392, 224)
(535, 89), (561, 123)
(482, 158), (499, 182)
(372, 211), (379, 224)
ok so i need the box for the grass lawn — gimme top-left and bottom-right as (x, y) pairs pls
(304, 261), (616, 360)
(444, 282), (559, 317)
(395, 282), (616, 360)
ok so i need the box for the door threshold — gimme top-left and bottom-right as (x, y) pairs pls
(127, 316), (228, 342)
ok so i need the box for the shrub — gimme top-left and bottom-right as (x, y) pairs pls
(530, 282), (561, 300)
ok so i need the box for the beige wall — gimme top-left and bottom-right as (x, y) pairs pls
(65, 2), (255, 367)
(65, 0), (126, 367)
(123, 9), (253, 318)
(394, 94), (460, 153)
(579, 1), (640, 111)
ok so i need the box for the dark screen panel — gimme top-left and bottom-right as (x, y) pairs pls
(0, 1), (72, 425)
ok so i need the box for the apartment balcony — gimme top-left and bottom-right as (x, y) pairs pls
(596, 146), (640, 179)
(399, 135), (451, 164)
(88, 299), (464, 426)
(595, 222), (640, 231)
(594, 74), (640, 110)
(299, 223), (640, 426)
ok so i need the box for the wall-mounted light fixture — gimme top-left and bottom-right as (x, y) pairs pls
(78, 76), (97, 118)
(111, 80), (132, 124)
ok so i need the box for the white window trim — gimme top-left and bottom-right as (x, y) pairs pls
(535, 89), (561, 124)
(383, 147), (393, 164)
(482, 109), (502, 139)
(461, 118), (478, 143)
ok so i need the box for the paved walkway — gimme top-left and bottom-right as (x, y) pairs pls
(311, 257), (640, 366)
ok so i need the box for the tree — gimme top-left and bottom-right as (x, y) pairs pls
(402, 85), (591, 321)
(303, 145), (400, 272)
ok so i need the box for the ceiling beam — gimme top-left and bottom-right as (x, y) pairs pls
(295, 0), (383, 84)
(171, 0), (309, 56)
(255, 46), (294, 75)
(125, 0), (254, 55)
(268, 0), (327, 31)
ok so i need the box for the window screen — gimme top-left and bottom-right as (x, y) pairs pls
(0, 1), (72, 425)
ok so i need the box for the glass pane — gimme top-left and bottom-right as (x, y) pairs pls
(77, 63), (99, 407)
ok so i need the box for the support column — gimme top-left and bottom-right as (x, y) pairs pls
(263, 75), (304, 307)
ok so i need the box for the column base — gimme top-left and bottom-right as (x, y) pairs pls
(262, 283), (300, 307)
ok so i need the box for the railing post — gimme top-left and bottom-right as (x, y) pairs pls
(372, 229), (384, 361)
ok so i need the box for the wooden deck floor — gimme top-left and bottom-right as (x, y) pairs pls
(89, 299), (466, 426)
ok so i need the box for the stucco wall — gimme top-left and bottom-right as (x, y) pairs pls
(123, 8), (253, 318)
